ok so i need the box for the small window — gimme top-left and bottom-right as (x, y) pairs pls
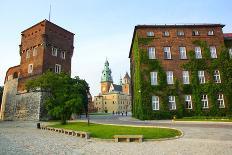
(152, 96), (159, 110)
(55, 64), (61, 73)
(177, 31), (185, 36)
(61, 51), (65, 59)
(147, 31), (154, 37)
(208, 30), (214, 36)
(166, 71), (174, 84)
(182, 71), (190, 84)
(192, 30), (200, 36)
(148, 47), (156, 59)
(28, 64), (33, 73)
(229, 48), (232, 58)
(195, 47), (202, 59)
(217, 94), (225, 108)
(163, 31), (170, 37)
(214, 70), (221, 83)
(168, 96), (176, 110)
(52, 47), (58, 56)
(179, 47), (187, 59)
(210, 46), (217, 58)
(201, 94), (208, 108)
(33, 47), (37, 56)
(26, 50), (30, 59)
(198, 70), (205, 84)
(185, 95), (192, 109)
(164, 47), (171, 59)
(150, 72), (158, 85)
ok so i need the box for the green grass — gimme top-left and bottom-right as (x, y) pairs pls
(50, 122), (181, 139)
(176, 116), (232, 122)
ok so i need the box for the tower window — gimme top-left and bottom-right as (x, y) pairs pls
(33, 47), (37, 56)
(28, 64), (33, 73)
(26, 50), (30, 59)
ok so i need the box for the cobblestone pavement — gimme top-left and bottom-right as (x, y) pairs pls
(0, 116), (232, 155)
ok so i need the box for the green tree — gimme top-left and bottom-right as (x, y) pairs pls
(26, 71), (89, 124)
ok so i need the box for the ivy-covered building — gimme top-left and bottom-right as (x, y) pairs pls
(129, 24), (232, 120)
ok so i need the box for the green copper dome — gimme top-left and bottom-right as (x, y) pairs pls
(101, 59), (113, 82)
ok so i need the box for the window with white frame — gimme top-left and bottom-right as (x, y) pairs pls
(208, 30), (214, 36)
(179, 47), (187, 59)
(164, 47), (171, 59)
(150, 72), (158, 85)
(195, 47), (202, 59)
(201, 94), (208, 108)
(148, 47), (156, 59)
(214, 70), (221, 83)
(210, 46), (217, 58)
(192, 30), (200, 36)
(61, 51), (65, 59)
(185, 95), (192, 109)
(163, 31), (170, 37)
(147, 31), (154, 37)
(217, 94), (225, 108)
(52, 47), (58, 56)
(152, 96), (159, 110)
(168, 96), (176, 110)
(198, 70), (205, 84)
(28, 64), (33, 73)
(33, 47), (37, 56)
(177, 31), (184, 36)
(182, 71), (190, 84)
(166, 71), (174, 84)
(26, 50), (30, 59)
(229, 48), (232, 58)
(55, 64), (61, 73)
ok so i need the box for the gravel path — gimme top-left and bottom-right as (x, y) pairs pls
(0, 118), (232, 155)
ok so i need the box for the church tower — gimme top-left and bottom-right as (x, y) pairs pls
(122, 72), (131, 95)
(101, 59), (113, 94)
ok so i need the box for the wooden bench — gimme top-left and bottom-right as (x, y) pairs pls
(114, 135), (143, 142)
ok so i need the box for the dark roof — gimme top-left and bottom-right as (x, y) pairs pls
(224, 33), (232, 40)
(21, 19), (74, 35)
(129, 24), (225, 58)
(113, 84), (122, 92)
(124, 72), (130, 79)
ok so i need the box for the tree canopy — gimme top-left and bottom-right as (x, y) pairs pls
(26, 71), (89, 124)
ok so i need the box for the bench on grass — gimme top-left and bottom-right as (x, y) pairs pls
(114, 135), (143, 142)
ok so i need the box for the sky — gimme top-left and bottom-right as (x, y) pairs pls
(0, 0), (231, 96)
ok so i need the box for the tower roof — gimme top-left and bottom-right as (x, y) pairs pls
(101, 59), (113, 82)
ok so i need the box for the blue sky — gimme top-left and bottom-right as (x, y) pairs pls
(0, 0), (231, 96)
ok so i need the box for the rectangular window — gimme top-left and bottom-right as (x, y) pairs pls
(150, 72), (158, 85)
(61, 51), (65, 59)
(55, 64), (61, 73)
(168, 96), (176, 110)
(201, 94), (208, 108)
(164, 47), (171, 59)
(195, 47), (202, 59)
(148, 47), (156, 59)
(26, 50), (30, 59)
(166, 71), (174, 84)
(210, 46), (217, 58)
(152, 96), (159, 110)
(208, 30), (214, 36)
(28, 64), (33, 73)
(52, 47), (58, 56)
(214, 70), (221, 83)
(185, 95), (192, 109)
(163, 31), (170, 37)
(179, 47), (187, 59)
(147, 31), (154, 37)
(198, 71), (205, 84)
(33, 47), (37, 56)
(177, 31), (185, 36)
(192, 30), (200, 36)
(182, 71), (190, 84)
(229, 48), (232, 58)
(218, 94), (225, 108)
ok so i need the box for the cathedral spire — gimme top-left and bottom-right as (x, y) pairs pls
(101, 59), (113, 82)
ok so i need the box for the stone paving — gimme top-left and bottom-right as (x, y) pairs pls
(0, 116), (232, 155)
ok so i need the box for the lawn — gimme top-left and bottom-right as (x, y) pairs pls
(176, 116), (232, 122)
(50, 122), (181, 139)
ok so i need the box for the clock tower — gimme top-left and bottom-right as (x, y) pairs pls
(101, 59), (113, 94)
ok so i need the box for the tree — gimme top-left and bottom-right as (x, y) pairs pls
(0, 86), (3, 104)
(26, 71), (89, 124)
